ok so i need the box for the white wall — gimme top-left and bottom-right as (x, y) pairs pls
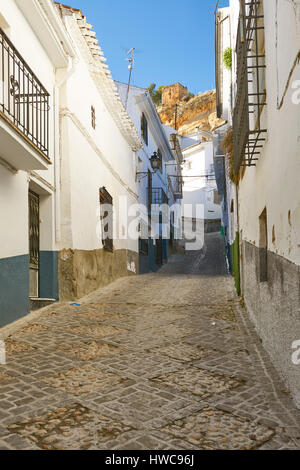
(0, 0), (58, 169)
(0, 0), (65, 261)
(182, 142), (222, 220)
(230, 0), (300, 265)
(59, 19), (139, 255)
(0, 167), (28, 259)
(116, 82), (174, 210)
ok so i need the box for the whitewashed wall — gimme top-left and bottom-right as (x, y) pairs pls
(116, 82), (173, 208)
(182, 142), (222, 220)
(230, 0), (300, 265)
(0, 0), (66, 260)
(59, 20), (139, 256)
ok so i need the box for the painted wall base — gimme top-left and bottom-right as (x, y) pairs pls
(58, 248), (138, 301)
(205, 219), (221, 233)
(39, 251), (59, 301)
(0, 254), (29, 328)
(242, 240), (300, 409)
(139, 239), (164, 274)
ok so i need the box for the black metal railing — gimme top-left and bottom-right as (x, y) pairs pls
(0, 27), (50, 158)
(152, 187), (168, 206)
(233, 0), (267, 171)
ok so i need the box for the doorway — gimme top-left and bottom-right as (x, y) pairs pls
(29, 190), (40, 297)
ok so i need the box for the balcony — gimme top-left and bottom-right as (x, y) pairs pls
(152, 187), (168, 206)
(233, 0), (267, 171)
(0, 27), (50, 171)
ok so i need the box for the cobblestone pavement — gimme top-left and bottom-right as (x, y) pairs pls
(0, 233), (300, 450)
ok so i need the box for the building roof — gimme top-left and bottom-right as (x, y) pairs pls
(55, 2), (142, 151)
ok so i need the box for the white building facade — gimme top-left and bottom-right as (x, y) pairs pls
(215, 0), (300, 407)
(116, 82), (183, 272)
(0, 0), (75, 326)
(180, 133), (221, 248)
(56, 5), (142, 300)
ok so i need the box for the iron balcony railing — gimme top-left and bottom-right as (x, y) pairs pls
(233, 0), (267, 171)
(152, 187), (168, 206)
(0, 27), (50, 158)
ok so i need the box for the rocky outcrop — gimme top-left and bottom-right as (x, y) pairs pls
(157, 88), (225, 135)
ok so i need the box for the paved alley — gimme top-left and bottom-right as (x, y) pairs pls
(0, 234), (299, 451)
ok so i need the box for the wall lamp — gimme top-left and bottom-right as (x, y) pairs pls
(136, 152), (161, 182)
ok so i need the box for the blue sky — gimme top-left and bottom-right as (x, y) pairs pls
(67, 0), (229, 95)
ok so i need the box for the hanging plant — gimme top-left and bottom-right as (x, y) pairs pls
(223, 47), (232, 70)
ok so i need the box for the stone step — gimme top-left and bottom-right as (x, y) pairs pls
(30, 298), (56, 311)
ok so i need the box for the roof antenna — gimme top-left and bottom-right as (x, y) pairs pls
(125, 47), (135, 109)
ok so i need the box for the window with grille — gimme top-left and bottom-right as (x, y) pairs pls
(91, 105), (96, 129)
(99, 187), (113, 252)
(233, 0), (267, 170)
(141, 113), (148, 146)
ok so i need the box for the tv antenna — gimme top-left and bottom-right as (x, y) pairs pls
(125, 47), (135, 109)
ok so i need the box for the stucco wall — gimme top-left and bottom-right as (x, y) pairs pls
(242, 241), (300, 408)
(59, 248), (138, 301)
(57, 15), (141, 298)
(182, 142), (222, 221)
(227, 0), (300, 408)
(231, 0), (300, 265)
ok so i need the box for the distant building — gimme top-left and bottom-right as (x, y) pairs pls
(181, 136), (221, 243)
(116, 82), (183, 273)
(162, 83), (188, 107)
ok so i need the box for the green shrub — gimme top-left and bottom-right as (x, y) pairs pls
(223, 47), (232, 70)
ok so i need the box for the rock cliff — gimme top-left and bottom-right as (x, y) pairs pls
(157, 85), (225, 136)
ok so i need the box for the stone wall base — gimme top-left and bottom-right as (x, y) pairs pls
(58, 248), (138, 301)
(241, 240), (300, 408)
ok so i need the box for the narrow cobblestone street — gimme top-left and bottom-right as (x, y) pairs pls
(0, 234), (299, 450)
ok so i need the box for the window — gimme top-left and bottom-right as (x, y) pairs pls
(141, 113), (148, 146)
(99, 187), (113, 252)
(91, 106), (96, 129)
(259, 207), (268, 282)
(250, 0), (266, 131)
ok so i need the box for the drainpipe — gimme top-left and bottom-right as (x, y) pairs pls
(54, 56), (78, 244)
